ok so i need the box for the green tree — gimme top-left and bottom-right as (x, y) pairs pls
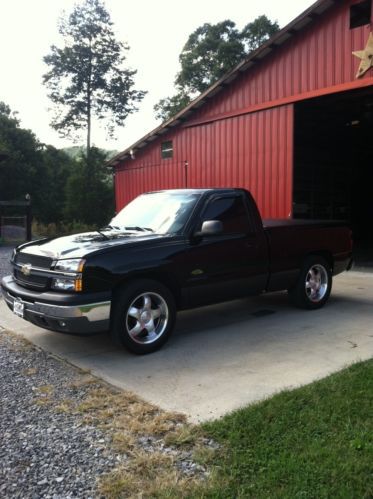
(64, 147), (114, 226)
(154, 16), (279, 122)
(38, 146), (76, 224)
(176, 20), (244, 96)
(153, 92), (191, 122)
(0, 102), (78, 224)
(0, 101), (113, 228)
(43, 0), (146, 156)
(62, 145), (118, 161)
(0, 102), (44, 215)
(241, 15), (280, 53)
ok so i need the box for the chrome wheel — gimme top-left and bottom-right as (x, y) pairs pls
(125, 292), (169, 345)
(305, 264), (329, 303)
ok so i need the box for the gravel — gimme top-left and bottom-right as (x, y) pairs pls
(0, 245), (13, 294)
(0, 332), (121, 498)
(0, 332), (212, 498)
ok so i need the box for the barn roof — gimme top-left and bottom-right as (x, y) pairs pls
(107, 0), (338, 167)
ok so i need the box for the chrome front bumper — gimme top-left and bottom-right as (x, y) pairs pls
(2, 277), (111, 334)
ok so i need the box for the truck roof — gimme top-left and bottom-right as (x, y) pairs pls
(144, 188), (243, 195)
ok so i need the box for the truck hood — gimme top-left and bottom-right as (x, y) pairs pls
(18, 230), (166, 260)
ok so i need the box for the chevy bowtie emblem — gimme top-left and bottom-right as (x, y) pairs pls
(21, 263), (32, 276)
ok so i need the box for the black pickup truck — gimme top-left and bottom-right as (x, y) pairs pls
(1, 188), (353, 354)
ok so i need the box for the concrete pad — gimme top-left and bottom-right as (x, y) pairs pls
(1, 271), (372, 422)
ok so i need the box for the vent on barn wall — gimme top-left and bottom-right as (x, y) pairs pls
(161, 141), (173, 159)
(350, 0), (372, 29)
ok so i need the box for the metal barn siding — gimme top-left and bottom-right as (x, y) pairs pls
(187, 0), (373, 126)
(185, 106), (294, 218)
(113, 0), (373, 217)
(115, 105), (293, 218)
(115, 158), (185, 207)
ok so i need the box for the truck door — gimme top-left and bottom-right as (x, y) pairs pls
(184, 193), (269, 307)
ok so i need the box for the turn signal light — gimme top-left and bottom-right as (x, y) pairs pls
(74, 278), (83, 292)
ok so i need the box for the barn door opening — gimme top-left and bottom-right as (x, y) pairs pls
(293, 87), (373, 268)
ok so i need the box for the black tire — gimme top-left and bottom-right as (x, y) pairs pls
(111, 279), (176, 354)
(288, 256), (332, 310)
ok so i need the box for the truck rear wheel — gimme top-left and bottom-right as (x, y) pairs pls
(288, 256), (332, 310)
(111, 279), (176, 354)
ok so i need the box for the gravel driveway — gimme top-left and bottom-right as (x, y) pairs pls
(0, 249), (210, 497)
(0, 332), (119, 498)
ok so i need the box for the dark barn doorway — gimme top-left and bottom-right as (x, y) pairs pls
(293, 87), (373, 267)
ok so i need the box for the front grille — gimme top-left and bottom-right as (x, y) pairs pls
(13, 252), (53, 290)
(14, 270), (49, 290)
(15, 252), (53, 270)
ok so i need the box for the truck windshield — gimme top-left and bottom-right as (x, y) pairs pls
(110, 192), (200, 234)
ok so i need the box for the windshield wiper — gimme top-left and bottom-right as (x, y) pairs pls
(123, 226), (154, 232)
(96, 230), (110, 240)
(99, 225), (153, 233)
(100, 224), (121, 230)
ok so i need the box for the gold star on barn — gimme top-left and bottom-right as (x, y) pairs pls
(353, 32), (373, 78)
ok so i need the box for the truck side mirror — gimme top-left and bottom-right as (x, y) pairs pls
(194, 220), (223, 238)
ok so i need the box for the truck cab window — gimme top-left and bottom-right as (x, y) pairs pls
(201, 196), (251, 234)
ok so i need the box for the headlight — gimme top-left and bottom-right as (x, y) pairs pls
(52, 258), (85, 292)
(54, 259), (85, 273)
(51, 278), (79, 292)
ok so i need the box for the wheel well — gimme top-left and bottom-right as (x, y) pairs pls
(111, 272), (182, 308)
(305, 251), (334, 271)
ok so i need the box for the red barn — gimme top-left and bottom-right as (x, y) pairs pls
(108, 0), (373, 247)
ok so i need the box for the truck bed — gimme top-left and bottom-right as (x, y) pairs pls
(262, 218), (352, 292)
(263, 218), (349, 229)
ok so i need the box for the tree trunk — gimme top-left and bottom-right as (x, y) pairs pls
(87, 37), (92, 159)
(87, 99), (91, 158)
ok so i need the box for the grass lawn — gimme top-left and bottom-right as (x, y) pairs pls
(199, 360), (373, 498)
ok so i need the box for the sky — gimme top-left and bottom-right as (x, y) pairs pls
(0, 0), (314, 152)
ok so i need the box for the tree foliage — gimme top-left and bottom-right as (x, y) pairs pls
(38, 146), (76, 224)
(241, 15), (280, 53)
(43, 0), (146, 154)
(153, 92), (191, 122)
(64, 147), (114, 227)
(0, 101), (113, 228)
(154, 15), (279, 122)
(176, 20), (244, 96)
(62, 145), (118, 160)
(0, 102), (47, 220)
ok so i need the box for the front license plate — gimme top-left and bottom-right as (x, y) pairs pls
(13, 299), (24, 318)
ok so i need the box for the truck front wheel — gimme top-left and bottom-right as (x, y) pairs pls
(111, 279), (176, 354)
(289, 256), (332, 310)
